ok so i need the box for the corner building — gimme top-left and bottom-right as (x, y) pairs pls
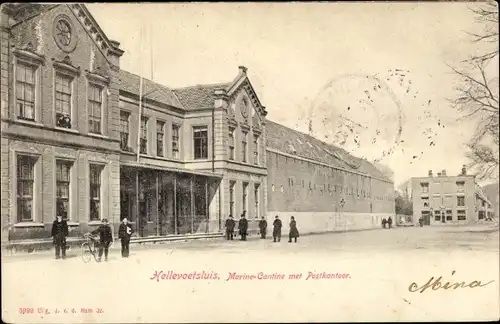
(1, 4), (395, 244)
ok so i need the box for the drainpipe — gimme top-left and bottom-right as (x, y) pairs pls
(212, 105), (215, 172)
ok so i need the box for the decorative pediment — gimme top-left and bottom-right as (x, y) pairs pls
(85, 66), (110, 85)
(52, 55), (80, 75)
(12, 43), (46, 65)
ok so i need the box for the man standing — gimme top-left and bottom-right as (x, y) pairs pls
(118, 218), (133, 258)
(51, 215), (68, 260)
(91, 218), (113, 262)
(258, 216), (267, 239)
(273, 215), (282, 243)
(225, 215), (235, 240)
(387, 216), (393, 229)
(288, 216), (299, 243)
(238, 212), (248, 241)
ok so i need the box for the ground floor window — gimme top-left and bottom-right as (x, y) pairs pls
(17, 155), (36, 222)
(434, 210), (441, 221)
(446, 210), (452, 221)
(457, 210), (466, 221)
(89, 164), (103, 221)
(478, 210), (485, 220)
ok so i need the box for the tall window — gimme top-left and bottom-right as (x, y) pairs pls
(446, 210), (452, 221)
(421, 183), (429, 193)
(88, 84), (102, 134)
(55, 73), (72, 128)
(434, 210), (441, 221)
(457, 210), (466, 221)
(457, 196), (465, 207)
(89, 164), (103, 221)
(241, 130), (248, 162)
(172, 124), (180, 158)
(119, 111), (130, 150)
(254, 184), (260, 218)
(253, 135), (259, 165)
(56, 161), (71, 219)
(17, 155), (35, 222)
(422, 197), (429, 207)
(228, 127), (235, 160)
(16, 62), (36, 121)
(229, 181), (235, 217)
(456, 181), (465, 192)
(193, 126), (208, 160)
(156, 121), (165, 157)
(140, 117), (148, 154)
(242, 182), (248, 214)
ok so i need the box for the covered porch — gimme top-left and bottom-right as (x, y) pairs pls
(120, 165), (223, 237)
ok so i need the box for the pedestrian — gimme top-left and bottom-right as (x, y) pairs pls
(118, 218), (133, 258)
(418, 217), (424, 227)
(90, 218), (113, 262)
(288, 216), (299, 243)
(258, 216), (267, 239)
(387, 216), (393, 229)
(225, 215), (235, 240)
(382, 218), (387, 229)
(273, 215), (282, 242)
(51, 215), (68, 260)
(238, 212), (248, 241)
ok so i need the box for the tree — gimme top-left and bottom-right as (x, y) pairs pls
(450, 1), (499, 180)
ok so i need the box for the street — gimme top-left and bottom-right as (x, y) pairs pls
(2, 225), (499, 323)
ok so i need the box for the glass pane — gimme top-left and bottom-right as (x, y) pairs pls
(16, 65), (26, 82)
(16, 82), (24, 98)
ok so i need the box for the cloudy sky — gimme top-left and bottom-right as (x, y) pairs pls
(87, 2), (497, 186)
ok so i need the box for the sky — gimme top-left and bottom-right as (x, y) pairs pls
(87, 2), (498, 186)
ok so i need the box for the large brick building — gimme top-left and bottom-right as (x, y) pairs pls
(410, 167), (493, 226)
(1, 4), (395, 244)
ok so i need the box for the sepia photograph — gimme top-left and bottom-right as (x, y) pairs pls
(1, 1), (499, 323)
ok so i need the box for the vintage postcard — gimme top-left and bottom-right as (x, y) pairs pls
(1, 2), (499, 323)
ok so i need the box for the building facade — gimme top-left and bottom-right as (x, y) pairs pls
(1, 4), (395, 244)
(411, 167), (493, 226)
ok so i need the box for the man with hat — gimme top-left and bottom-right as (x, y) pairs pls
(91, 218), (113, 262)
(273, 215), (282, 242)
(51, 215), (69, 260)
(225, 215), (236, 240)
(118, 218), (133, 258)
(238, 211), (248, 241)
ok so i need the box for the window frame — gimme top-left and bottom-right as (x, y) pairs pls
(457, 210), (466, 221)
(140, 116), (149, 155)
(13, 50), (43, 123)
(253, 134), (259, 165)
(16, 155), (37, 223)
(241, 130), (248, 163)
(156, 120), (165, 157)
(229, 181), (236, 217)
(172, 124), (180, 159)
(54, 71), (75, 129)
(119, 110), (131, 151)
(242, 182), (248, 214)
(193, 126), (209, 160)
(87, 82), (104, 135)
(254, 183), (260, 218)
(457, 196), (465, 207)
(89, 164), (104, 221)
(55, 159), (73, 220)
(228, 127), (235, 160)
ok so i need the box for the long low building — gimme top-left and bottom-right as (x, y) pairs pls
(0, 3), (395, 244)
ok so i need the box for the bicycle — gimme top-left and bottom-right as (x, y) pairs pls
(81, 233), (99, 263)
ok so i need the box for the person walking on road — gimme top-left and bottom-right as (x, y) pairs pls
(51, 215), (68, 260)
(225, 215), (235, 240)
(288, 216), (299, 243)
(91, 218), (113, 262)
(273, 215), (282, 242)
(238, 212), (248, 241)
(118, 218), (133, 258)
(387, 216), (393, 229)
(382, 218), (387, 229)
(258, 216), (267, 239)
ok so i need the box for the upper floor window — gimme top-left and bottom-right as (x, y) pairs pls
(193, 126), (208, 160)
(55, 73), (73, 129)
(17, 155), (36, 222)
(88, 84), (103, 134)
(253, 134), (259, 165)
(228, 127), (235, 160)
(241, 130), (248, 162)
(172, 124), (180, 159)
(456, 181), (465, 192)
(457, 196), (465, 207)
(140, 117), (148, 154)
(156, 121), (165, 157)
(119, 111), (130, 151)
(16, 62), (36, 121)
(420, 183), (429, 193)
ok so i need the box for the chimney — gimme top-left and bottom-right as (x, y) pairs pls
(461, 165), (467, 175)
(441, 169), (447, 176)
(428, 170), (433, 177)
(238, 66), (248, 74)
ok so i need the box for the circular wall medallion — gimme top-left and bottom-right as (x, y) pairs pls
(240, 97), (249, 118)
(53, 15), (78, 53)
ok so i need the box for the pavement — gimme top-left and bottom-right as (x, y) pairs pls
(2, 224), (499, 323)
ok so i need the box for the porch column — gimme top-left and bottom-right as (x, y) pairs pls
(156, 173), (159, 236)
(135, 170), (139, 236)
(174, 175), (177, 235)
(205, 177), (209, 233)
(190, 175), (194, 234)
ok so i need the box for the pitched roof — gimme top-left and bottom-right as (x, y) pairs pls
(172, 83), (231, 110)
(119, 70), (184, 109)
(265, 120), (391, 182)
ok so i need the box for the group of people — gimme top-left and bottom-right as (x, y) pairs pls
(51, 215), (134, 261)
(225, 212), (300, 243)
(381, 216), (393, 229)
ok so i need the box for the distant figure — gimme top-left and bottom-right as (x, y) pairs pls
(387, 217), (393, 229)
(418, 217), (424, 227)
(258, 217), (267, 239)
(225, 215), (235, 240)
(118, 218), (133, 258)
(288, 216), (299, 243)
(238, 212), (248, 241)
(51, 215), (68, 260)
(273, 215), (282, 242)
(382, 218), (387, 229)
(91, 218), (113, 262)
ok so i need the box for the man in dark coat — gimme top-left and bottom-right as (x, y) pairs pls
(288, 216), (299, 243)
(51, 215), (68, 260)
(382, 218), (387, 229)
(273, 215), (282, 242)
(238, 212), (248, 241)
(387, 216), (393, 229)
(118, 218), (133, 257)
(225, 215), (235, 240)
(91, 218), (113, 262)
(258, 216), (267, 239)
